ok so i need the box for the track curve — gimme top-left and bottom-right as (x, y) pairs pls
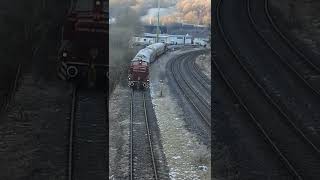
(168, 51), (211, 127)
(216, 0), (320, 179)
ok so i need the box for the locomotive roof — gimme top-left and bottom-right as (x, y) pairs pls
(131, 43), (165, 63)
(132, 48), (154, 63)
(146, 43), (165, 50)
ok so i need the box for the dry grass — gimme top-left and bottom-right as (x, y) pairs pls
(191, 143), (211, 179)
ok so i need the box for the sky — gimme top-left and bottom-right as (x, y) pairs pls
(110, 0), (211, 25)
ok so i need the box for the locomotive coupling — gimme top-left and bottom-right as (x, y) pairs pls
(142, 82), (149, 89)
(67, 66), (79, 78)
(128, 81), (134, 87)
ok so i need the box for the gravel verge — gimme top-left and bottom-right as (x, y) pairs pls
(108, 83), (131, 179)
(0, 73), (71, 180)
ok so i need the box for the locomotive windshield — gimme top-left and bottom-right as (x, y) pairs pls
(137, 55), (146, 59)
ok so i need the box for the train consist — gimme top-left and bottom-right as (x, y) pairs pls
(128, 43), (167, 89)
(57, 0), (108, 85)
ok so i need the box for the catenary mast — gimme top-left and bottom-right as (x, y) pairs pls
(156, 0), (160, 42)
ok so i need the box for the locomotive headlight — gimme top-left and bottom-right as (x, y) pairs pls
(62, 52), (67, 57)
(66, 66), (78, 78)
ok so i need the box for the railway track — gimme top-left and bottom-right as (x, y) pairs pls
(169, 51), (211, 127)
(183, 53), (211, 106)
(216, 0), (320, 179)
(187, 56), (211, 94)
(191, 59), (211, 88)
(247, 0), (320, 95)
(68, 85), (107, 180)
(130, 89), (158, 180)
(264, 0), (320, 71)
(247, 0), (320, 147)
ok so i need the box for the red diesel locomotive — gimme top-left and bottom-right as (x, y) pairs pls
(57, 0), (108, 85)
(128, 43), (167, 89)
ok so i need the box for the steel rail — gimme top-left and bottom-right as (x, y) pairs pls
(192, 59), (211, 86)
(265, 0), (320, 72)
(130, 90), (158, 180)
(68, 85), (77, 180)
(170, 52), (211, 127)
(216, 0), (302, 178)
(183, 54), (211, 106)
(130, 89), (134, 180)
(220, 0), (320, 155)
(68, 87), (108, 179)
(0, 64), (21, 112)
(130, 89), (133, 180)
(178, 54), (211, 110)
(247, 0), (320, 98)
(177, 53), (211, 124)
(213, 57), (302, 179)
(142, 92), (158, 180)
(3, 64), (21, 111)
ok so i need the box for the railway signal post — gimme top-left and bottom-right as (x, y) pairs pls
(159, 80), (164, 97)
